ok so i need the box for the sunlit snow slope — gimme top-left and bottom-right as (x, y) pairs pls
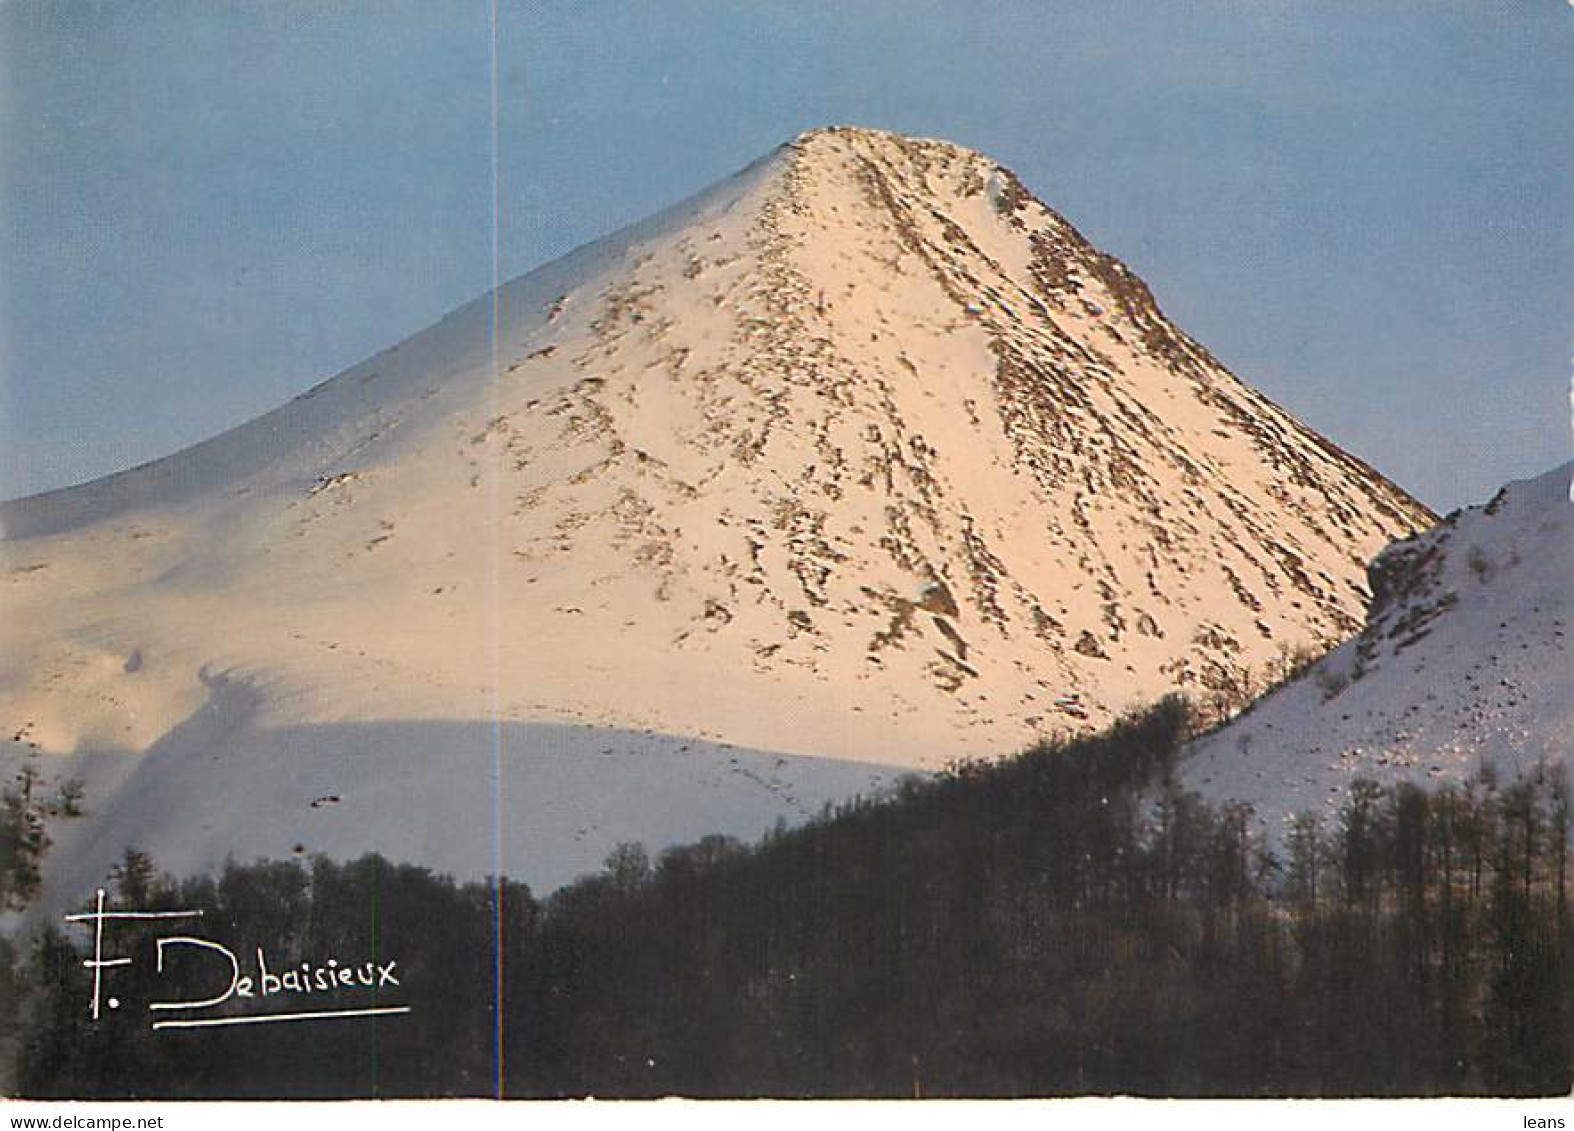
(0, 127), (1432, 897)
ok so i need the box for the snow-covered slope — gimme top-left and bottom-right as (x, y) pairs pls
(1180, 461), (1571, 845)
(1, 126), (1431, 898)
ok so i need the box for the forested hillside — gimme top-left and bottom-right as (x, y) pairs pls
(5, 699), (1568, 1097)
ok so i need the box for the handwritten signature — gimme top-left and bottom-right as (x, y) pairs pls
(65, 888), (412, 1031)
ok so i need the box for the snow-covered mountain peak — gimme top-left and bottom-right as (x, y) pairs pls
(0, 128), (1442, 894)
(2, 127), (1433, 767)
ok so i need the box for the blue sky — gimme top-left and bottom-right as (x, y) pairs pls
(2, 1), (1568, 510)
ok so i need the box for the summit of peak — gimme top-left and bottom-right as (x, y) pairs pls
(787, 124), (993, 166)
(790, 123), (954, 145)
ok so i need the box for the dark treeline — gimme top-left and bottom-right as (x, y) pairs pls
(4, 697), (1569, 1098)
(1, 764), (83, 912)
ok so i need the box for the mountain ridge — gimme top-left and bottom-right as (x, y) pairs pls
(1179, 459), (1571, 844)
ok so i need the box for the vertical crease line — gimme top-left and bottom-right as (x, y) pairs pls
(487, 0), (505, 1101)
